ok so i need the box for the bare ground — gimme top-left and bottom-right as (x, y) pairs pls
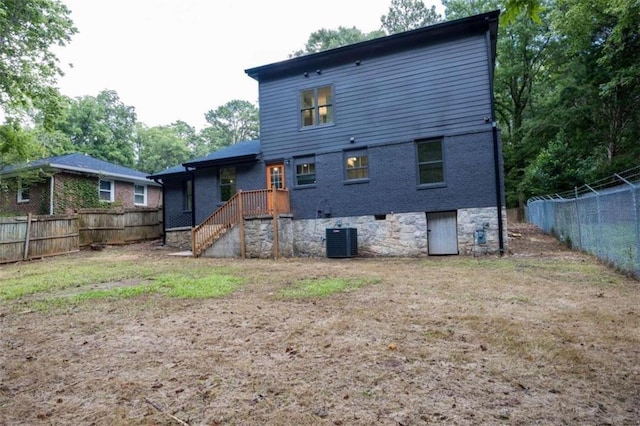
(1, 223), (639, 425)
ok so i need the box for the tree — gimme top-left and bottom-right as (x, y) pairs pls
(57, 90), (137, 167)
(135, 125), (191, 174)
(202, 100), (259, 150)
(290, 27), (385, 57)
(0, 0), (76, 121)
(380, 0), (442, 34)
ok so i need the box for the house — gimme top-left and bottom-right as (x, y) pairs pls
(151, 10), (506, 257)
(0, 153), (162, 216)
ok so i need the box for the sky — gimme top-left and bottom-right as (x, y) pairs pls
(55, 0), (443, 131)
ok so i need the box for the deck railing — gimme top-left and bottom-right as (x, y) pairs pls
(191, 189), (290, 257)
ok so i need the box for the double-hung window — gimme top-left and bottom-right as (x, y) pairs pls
(300, 85), (333, 127)
(295, 157), (316, 186)
(99, 179), (114, 202)
(416, 139), (444, 185)
(134, 184), (147, 206)
(220, 167), (236, 202)
(345, 149), (368, 181)
(17, 180), (30, 203)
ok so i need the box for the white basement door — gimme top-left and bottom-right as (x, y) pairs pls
(427, 211), (458, 255)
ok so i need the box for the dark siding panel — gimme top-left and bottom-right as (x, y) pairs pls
(287, 131), (499, 219)
(259, 35), (493, 160)
(193, 161), (265, 225)
(162, 177), (192, 229)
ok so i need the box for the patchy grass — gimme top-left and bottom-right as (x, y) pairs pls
(277, 277), (380, 298)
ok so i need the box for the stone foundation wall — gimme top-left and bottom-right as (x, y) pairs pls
(165, 227), (192, 250)
(174, 208), (507, 258)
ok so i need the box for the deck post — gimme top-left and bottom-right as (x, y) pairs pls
(238, 190), (246, 258)
(272, 190), (279, 259)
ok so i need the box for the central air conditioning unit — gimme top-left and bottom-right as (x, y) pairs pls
(325, 227), (358, 258)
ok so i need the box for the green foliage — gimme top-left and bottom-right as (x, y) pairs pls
(0, 0), (77, 115)
(55, 90), (137, 167)
(203, 99), (259, 149)
(290, 27), (385, 57)
(381, 0), (442, 34)
(155, 273), (244, 298)
(57, 177), (103, 211)
(135, 124), (192, 174)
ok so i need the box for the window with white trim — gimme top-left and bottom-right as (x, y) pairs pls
(17, 180), (30, 203)
(300, 85), (333, 127)
(99, 179), (114, 202)
(134, 184), (147, 206)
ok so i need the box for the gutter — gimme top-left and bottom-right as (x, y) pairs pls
(47, 163), (160, 186)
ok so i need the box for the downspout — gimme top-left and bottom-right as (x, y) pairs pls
(485, 16), (505, 255)
(49, 175), (54, 215)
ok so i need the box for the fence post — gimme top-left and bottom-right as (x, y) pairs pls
(23, 213), (32, 261)
(615, 174), (640, 271)
(574, 187), (583, 250)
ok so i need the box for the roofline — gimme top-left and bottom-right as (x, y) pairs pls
(183, 153), (260, 168)
(48, 163), (160, 186)
(245, 10), (500, 82)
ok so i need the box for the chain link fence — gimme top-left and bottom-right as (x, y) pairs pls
(526, 167), (640, 278)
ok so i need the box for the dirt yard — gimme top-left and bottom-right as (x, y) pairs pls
(1, 223), (639, 425)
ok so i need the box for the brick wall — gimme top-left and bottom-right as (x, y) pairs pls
(0, 177), (50, 215)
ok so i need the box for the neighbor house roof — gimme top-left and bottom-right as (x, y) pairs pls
(245, 10), (500, 82)
(1, 153), (159, 186)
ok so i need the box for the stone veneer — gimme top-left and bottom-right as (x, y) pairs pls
(177, 207), (507, 258)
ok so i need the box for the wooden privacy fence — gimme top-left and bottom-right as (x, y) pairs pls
(0, 208), (162, 264)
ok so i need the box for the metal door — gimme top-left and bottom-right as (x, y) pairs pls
(427, 211), (458, 255)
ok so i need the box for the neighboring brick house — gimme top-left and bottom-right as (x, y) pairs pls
(152, 11), (506, 257)
(0, 153), (162, 215)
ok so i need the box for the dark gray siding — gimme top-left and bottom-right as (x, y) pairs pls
(286, 131), (499, 219)
(259, 35), (493, 160)
(163, 176), (193, 229)
(194, 161), (265, 224)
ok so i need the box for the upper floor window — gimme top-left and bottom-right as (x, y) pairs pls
(300, 85), (333, 127)
(416, 139), (444, 185)
(99, 179), (114, 202)
(17, 180), (30, 203)
(345, 150), (368, 181)
(183, 179), (193, 211)
(220, 167), (236, 202)
(134, 184), (147, 206)
(295, 157), (316, 186)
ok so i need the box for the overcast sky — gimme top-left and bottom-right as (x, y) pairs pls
(55, 0), (443, 130)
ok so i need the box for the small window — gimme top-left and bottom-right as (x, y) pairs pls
(220, 167), (236, 202)
(183, 179), (193, 211)
(300, 85), (333, 128)
(295, 157), (316, 186)
(99, 179), (114, 202)
(17, 180), (30, 203)
(345, 150), (368, 181)
(134, 184), (147, 206)
(417, 139), (444, 185)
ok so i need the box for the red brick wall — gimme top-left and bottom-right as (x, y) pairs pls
(0, 172), (163, 216)
(0, 177), (50, 216)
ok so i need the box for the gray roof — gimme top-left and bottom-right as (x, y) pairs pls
(147, 140), (262, 180)
(184, 139), (261, 167)
(245, 10), (499, 82)
(1, 153), (159, 185)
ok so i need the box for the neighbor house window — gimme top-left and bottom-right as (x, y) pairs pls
(99, 179), (114, 202)
(220, 167), (236, 202)
(17, 180), (30, 203)
(417, 139), (444, 185)
(183, 179), (193, 211)
(295, 157), (316, 186)
(134, 184), (147, 206)
(300, 85), (333, 127)
(345, 150), (368, 180)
